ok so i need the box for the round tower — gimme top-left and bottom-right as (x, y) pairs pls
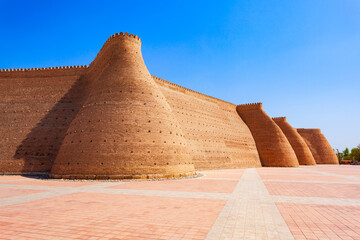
(272, 117), (316, 165)
(236, 103), (299, 167)
(50, 33), (195, 179)
(297, 128), (338, 164)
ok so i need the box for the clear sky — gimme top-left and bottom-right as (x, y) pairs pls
(1, 0), (359, 151)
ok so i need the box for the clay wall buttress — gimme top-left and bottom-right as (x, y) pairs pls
(297, 129), (338, 164)
(236, 103), (299, 167)
(0, 67), (88, 173)
(50, 33), (195, 179)
(272, 117), (316, 165)
(154, 77), (261, 169)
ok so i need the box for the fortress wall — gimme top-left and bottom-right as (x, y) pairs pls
(154, 77), (261, 169)
(236, 103), (299, 167)
(50, 33), (195, 179)
(1, 32), (336, 178)
(272, 117), (316, 165)
(297, 129), (338, 164)
(0, 67), (88, 173)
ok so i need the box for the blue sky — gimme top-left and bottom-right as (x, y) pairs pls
(1, 0), (359, 151)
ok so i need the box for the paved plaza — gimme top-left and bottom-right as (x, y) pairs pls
(0, 165), (359, 240)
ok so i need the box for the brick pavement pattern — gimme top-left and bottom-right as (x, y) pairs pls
(0, 165), (359, 239)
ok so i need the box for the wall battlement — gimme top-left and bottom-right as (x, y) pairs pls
(297, 128), (321, 134)
(153, 75), (235, 106)
(272, 117), (287, 121)
(0, 32), (336, 178)
(0, 65), (88, 78)
(0, 65), (88, 72)
(236, 102), (263, 111)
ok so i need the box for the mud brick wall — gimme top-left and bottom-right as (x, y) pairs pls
(272, 117), (316, 165)
(236, 103), (299, 167)
(50, 33), (195, 179)
(155, 77), (261, 169)
(0, 67), (87, 174)
(297, 129), (338, 164)
(0, 32), (337, 178)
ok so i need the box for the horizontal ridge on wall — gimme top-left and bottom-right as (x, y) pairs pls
(236, 102), (263, 110)
(0, 65), (88, 72)
(152, 75), (235, 106)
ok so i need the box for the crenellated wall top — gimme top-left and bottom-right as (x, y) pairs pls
(0, 65), (88, 72)
(152, 75), (235, 106)
(272, 117), (287, 121)
(297, 128), (322, 134)
(236, 102), (263, 111)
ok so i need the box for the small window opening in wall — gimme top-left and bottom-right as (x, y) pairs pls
(100, 162), (104, 165)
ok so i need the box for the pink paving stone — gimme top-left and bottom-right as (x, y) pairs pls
(0, 188), (45, 198)
(257, 168), (319, 175)
(0, 179), (98, 187)
(277, 203), (360, 240)
(0, 176), (30, 181)
(0, 192), (226, 240)
(201, 172), (243, 179)
(311, 167), (360, 176)
(109, 179), (238, 193)
(265, 182), (360, 199)
(260, 174), (357, 182)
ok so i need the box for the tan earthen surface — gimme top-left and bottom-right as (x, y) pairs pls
(297, 129), (338, 165)
(155, 77), (261, 169)
(0, 32), (337, 178)
(272, 117), (316, 165)
(50, 33), (195, 179)
(0, 67), (87, 174)
(236, 104), (299, 167)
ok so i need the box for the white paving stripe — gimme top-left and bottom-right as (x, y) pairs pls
(205, 168), (294, 240)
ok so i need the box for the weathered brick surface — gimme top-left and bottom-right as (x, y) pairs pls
(0, 67), (88, 174)
(155, 77), (261, 169)
(297, 128), (338, 164)
(272, 117), (316, 165)
(0, 32), (338, 178)
(50, 33), (195, 179)
(236, 103), (299, 167)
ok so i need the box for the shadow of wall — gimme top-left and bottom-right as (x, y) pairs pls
(12, 76), (90, 173)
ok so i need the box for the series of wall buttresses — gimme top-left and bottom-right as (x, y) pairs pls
(0, 32), (338, 179)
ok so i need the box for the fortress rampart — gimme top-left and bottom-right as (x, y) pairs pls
(0, 32), (336, 178)
(272, 117), (316, 165)
(297, 129), (338, 164)
(236, 104), (299, 167)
